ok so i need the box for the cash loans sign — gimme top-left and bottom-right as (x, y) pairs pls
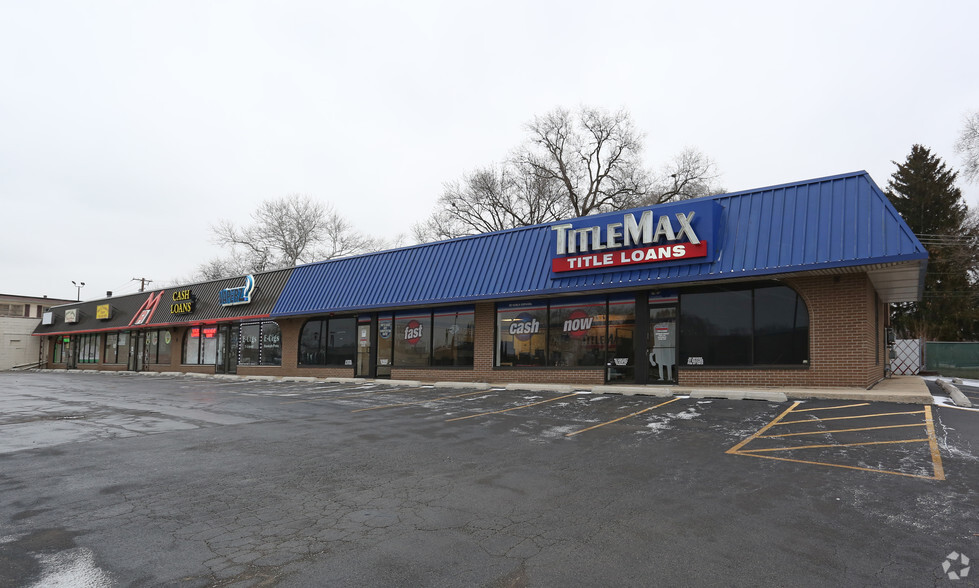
(550, 200), (717, 273)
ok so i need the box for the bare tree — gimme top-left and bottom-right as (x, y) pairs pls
(516, 106), (651, 217)
(644, 147), (724, 205)
(200, 194), (377, 279)
(413, 164), (569, 240)
(414, 106), (722, 243)
(955, 110), (979, 183)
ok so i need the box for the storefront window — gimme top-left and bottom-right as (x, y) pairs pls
(431, 306), (474, 367)
(201, 327), (218, 364)
(300, 317), (356, 366)
(753, 286), (809, 365)
(53, 337), (64, 363)
(78, 333), (100, 363)
(394, 312), (431, 367)
(260, 322), (282, 366)
(548, 296), (607, 367)
(679, 283), (808, 367)
(327, 318), (356, 366)
(145, 331), (159, 364)
(680, 289), (752, 366)
(497, 301), (547, 366)
(240, 323), (261, 365)
(184, 328), (201, 364)
(157, 331), (172, 365)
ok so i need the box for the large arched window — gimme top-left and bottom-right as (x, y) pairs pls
(679, 283), (809, 367)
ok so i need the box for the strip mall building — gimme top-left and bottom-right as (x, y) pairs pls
(33, 172), (928, 389)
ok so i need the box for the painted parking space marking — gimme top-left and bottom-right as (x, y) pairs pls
(759, 422), (924, 438)
(727, 401), (945, 480)
(793, 403), (869, 412)
(775, 410), (925, 426)
(565, 397), (681, 437)
(351, 389), (488, 412)
(445, 393), (580, 422)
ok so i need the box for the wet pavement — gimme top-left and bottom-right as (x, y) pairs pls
(1, 372), (977, 587)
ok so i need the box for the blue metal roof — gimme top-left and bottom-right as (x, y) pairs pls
(272, 171), (927, 317)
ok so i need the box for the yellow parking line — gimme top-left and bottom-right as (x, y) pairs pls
(923, 405), (946, 480)
(445, 393), (579, 422)
(725, 401), (801, 454)
(565, 397), (681, 437)
(793, 403), (870, 412)
(759, 423), (924, 438)
(776, 410), (925, 426)
(732, 452), (944, 480)
(738, 438), (930, 453)
(352, 389), (487, 412)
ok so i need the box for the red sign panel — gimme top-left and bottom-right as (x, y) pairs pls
(552, 241), (708, 273)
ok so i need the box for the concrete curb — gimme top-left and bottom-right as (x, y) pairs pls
(689, 389), (788, 402)
(937, 379), (973, 408)
(434, 381), (492, 390)
(324, 377), (367, 384)
(377, 379), (423, 387)
(590, 385), (673, 397)
(505, 383), (577, 393)
(281, 376), (320, 383)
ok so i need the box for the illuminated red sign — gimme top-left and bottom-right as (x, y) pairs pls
(552, 242), (708, 273)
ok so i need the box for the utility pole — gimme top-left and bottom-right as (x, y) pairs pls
(132, 277), (153, 292)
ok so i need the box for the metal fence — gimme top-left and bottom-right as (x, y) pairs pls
(890, 339), (922, 375)
(925, 342), (979, 379)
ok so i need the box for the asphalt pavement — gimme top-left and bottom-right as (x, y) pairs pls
(1, 372), (977, 587)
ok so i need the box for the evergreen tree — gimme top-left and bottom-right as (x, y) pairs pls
(886, 145), (979, 341)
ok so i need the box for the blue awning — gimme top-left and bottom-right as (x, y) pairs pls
(272, 171), (927, 317)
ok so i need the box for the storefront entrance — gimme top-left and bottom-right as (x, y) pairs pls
(355, 315), (375, 378)
(215, 324), (238, 374)
(128, 332), (145, 372)
(646, 303), (677, 384)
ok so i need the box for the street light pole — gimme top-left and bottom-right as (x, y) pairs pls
(72, 280), (85, 301)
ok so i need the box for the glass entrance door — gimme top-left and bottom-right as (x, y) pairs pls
(647, 304), (678, 384)
(215, 324), (238, 374)
(355, 318), (374, 378)
(129, 332), (145, 372)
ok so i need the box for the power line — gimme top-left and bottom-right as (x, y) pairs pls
(131, 277), (153, 292)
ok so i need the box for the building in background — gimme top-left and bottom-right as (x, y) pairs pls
(1, 293), (74, 370)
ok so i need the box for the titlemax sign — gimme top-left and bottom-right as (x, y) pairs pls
(550, 203), (715, 273)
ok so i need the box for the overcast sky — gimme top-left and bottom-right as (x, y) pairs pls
(2, 0), (977, 302)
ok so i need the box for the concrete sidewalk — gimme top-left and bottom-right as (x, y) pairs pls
(34, 369), (935, 404)
(568, 375), (933, 404)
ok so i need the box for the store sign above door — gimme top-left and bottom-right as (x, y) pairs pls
(219, 274), (255, 307)
(549, 200), (719, 274)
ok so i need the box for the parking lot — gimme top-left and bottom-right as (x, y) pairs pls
(1, 372), (977, 587)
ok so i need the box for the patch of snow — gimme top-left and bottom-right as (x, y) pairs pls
(30, 548), (113, 588)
